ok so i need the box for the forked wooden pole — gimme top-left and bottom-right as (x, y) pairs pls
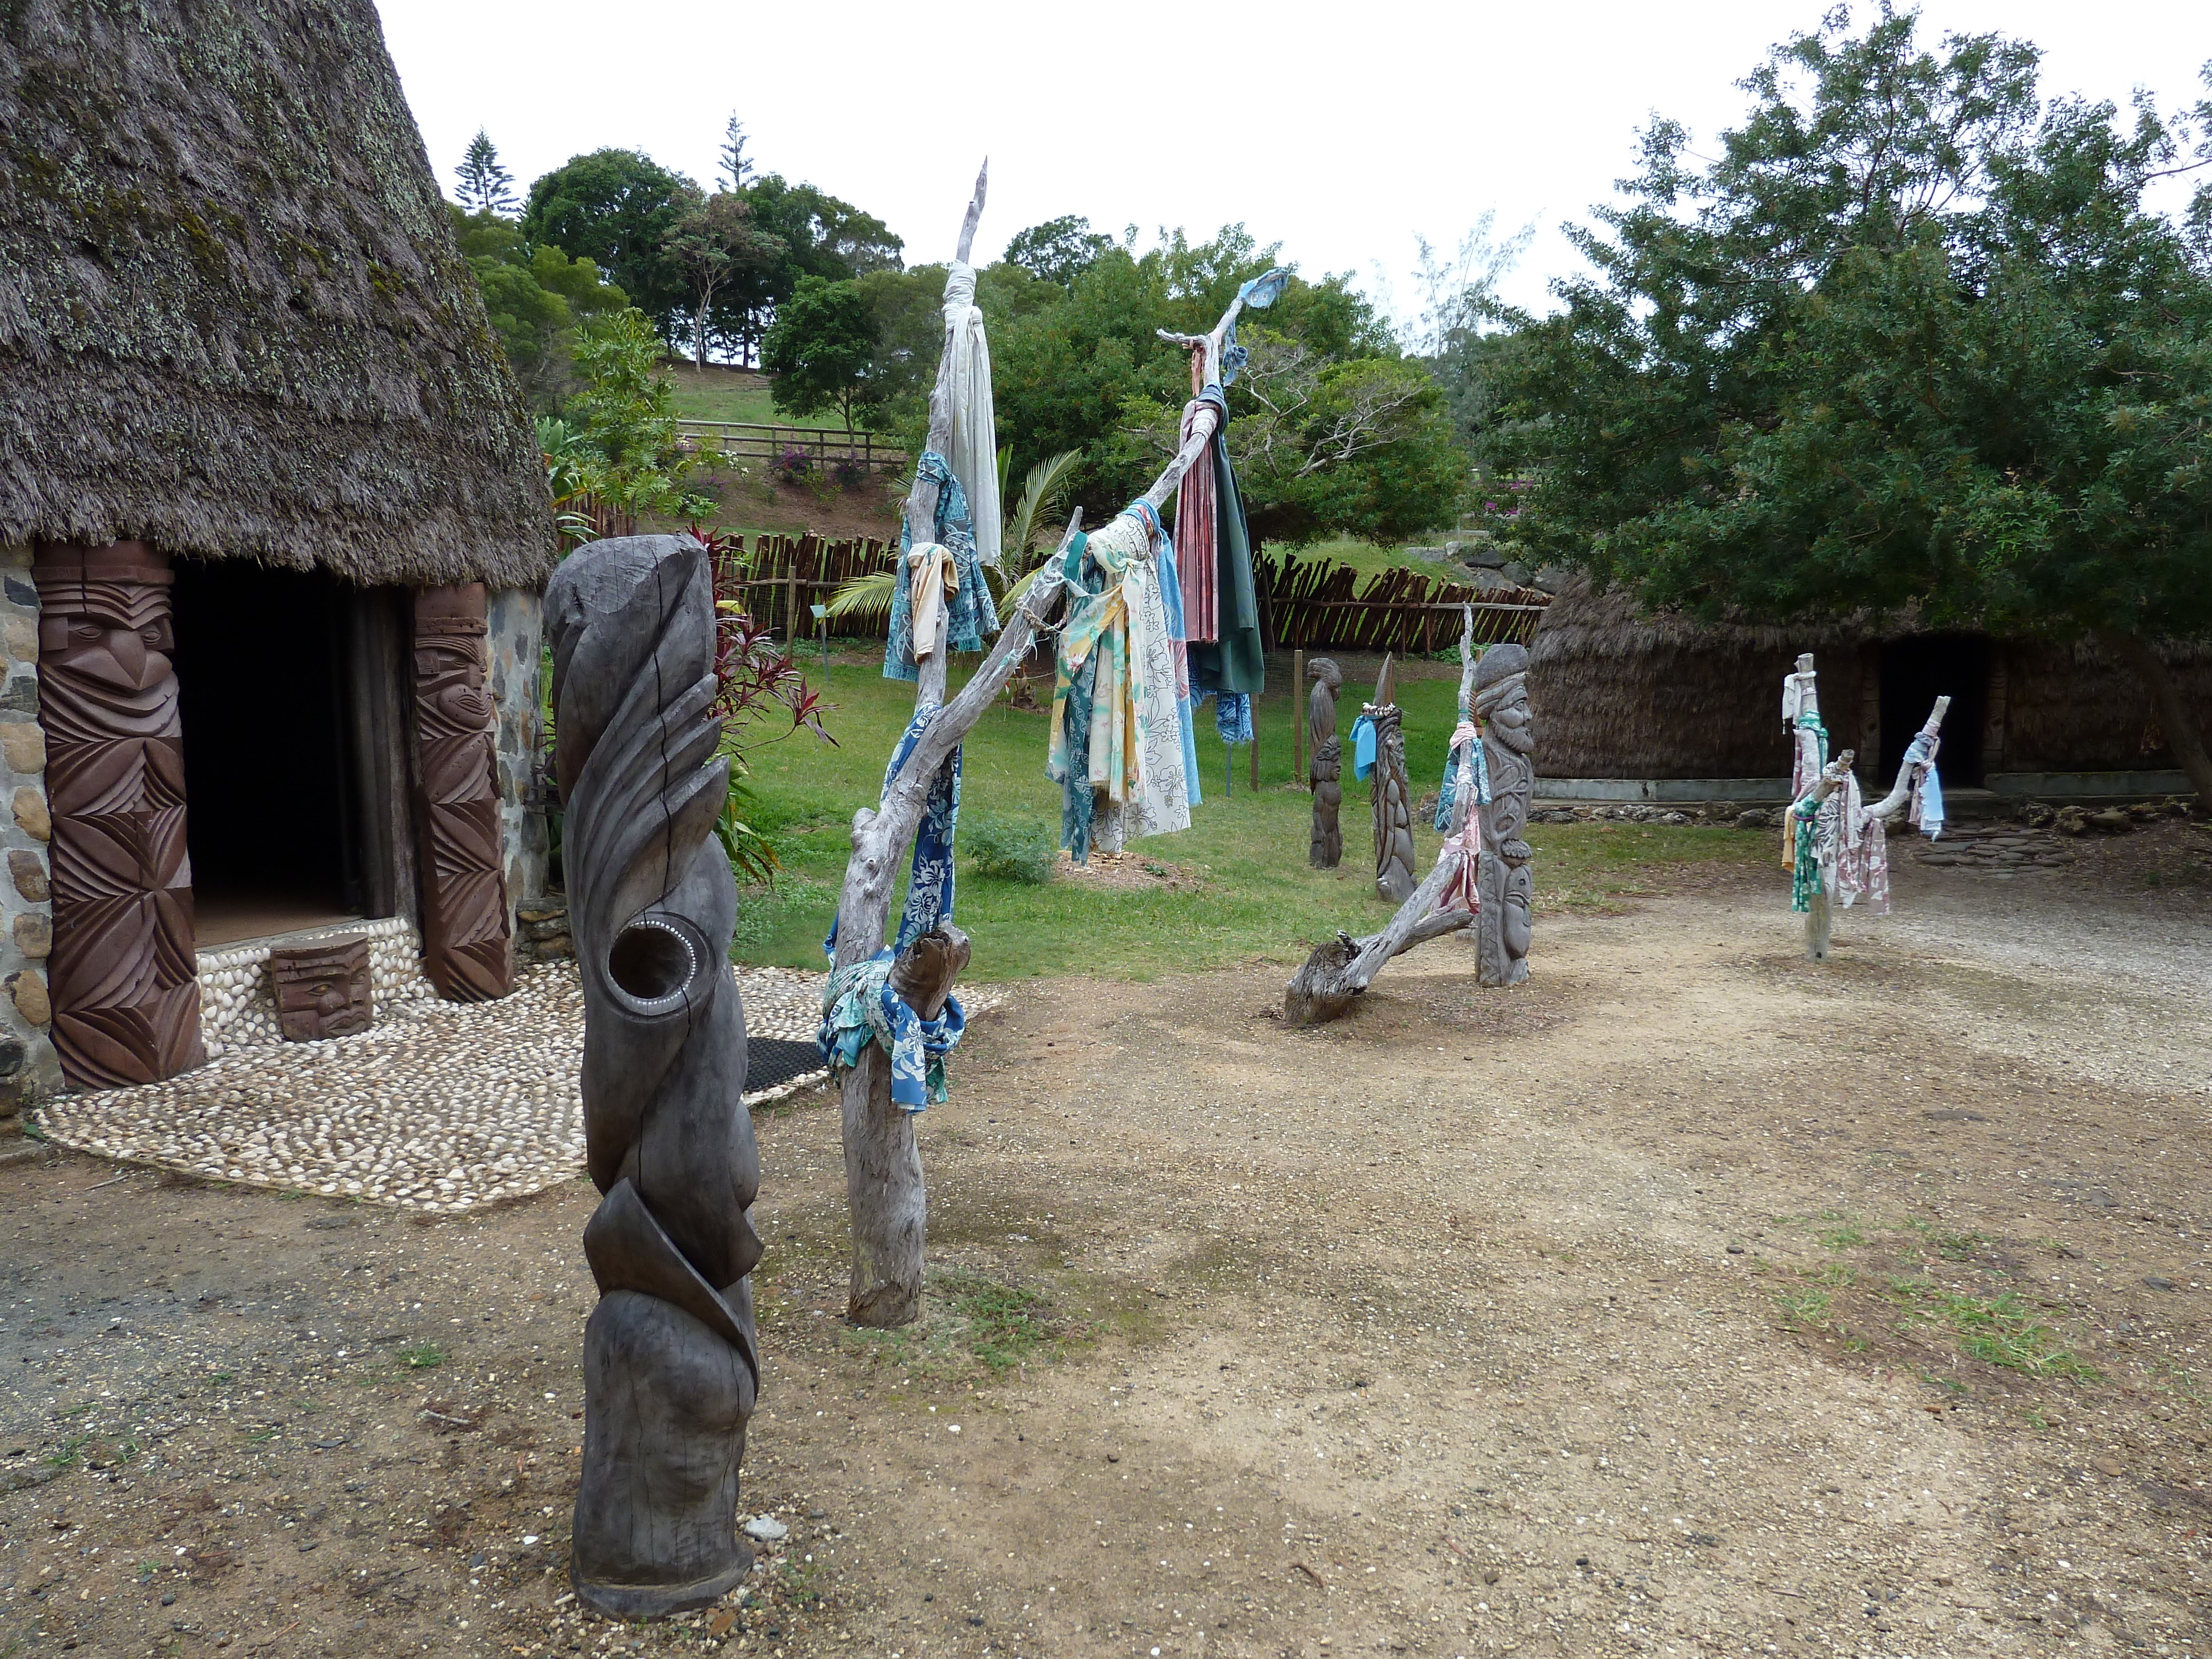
(835, 211), (1281, 1324)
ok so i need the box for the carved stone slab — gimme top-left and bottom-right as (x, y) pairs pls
(269, 936), (373, 1041)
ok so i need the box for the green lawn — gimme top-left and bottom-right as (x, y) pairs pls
(733, 649), (1770, 982)
(669, 364), (858, 431)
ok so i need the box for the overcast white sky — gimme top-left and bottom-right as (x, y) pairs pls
(374, 0), (2210, 324)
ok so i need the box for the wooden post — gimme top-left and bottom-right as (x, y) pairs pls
(1292, 649), (1306, 789)
(785, 562), (800, 645)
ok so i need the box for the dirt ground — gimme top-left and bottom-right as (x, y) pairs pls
(2, 826), (2209, 1659)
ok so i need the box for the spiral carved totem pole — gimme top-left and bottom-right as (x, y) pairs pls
(1306, 656), (1343, 868)
(33, 542), (204, 1087)
(412, 585), (514, 1000)
(546, 537), (762, 1620)
(1475, 643), (1535, 986)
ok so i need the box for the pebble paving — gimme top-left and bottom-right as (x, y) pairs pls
(1913, 822), (2075, 875)
(36, 961), (1002, 1214)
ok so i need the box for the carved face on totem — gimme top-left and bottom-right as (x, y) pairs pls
(34, 542), (176, 701)
(1477, 666), (1534, 758)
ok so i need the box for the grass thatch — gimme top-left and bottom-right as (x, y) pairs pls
(0, 0), (554, 588)
(2003, 636), (2212, 773)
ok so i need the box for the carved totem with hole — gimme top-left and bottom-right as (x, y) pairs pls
(545, 536), (760, 1620)
(33, 542), (205, 1088)
(1476, 643), (1536, 985)
(1307, 656), (1343, 869)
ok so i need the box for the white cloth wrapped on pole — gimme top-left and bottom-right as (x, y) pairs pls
(940, 261), (1001, 569)
(905, 543), (957, 661)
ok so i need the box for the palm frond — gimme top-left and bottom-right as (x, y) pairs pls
(1003, 450), (1084, 575)
(825, 570), (899, 624)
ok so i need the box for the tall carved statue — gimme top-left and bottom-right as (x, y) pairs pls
(1475, 643), (1535, 986)
(413, 585), (514, 1000)
(34, 542), (204, 1088)
(1307, 656), (1343, 868)
(546, 537), (762, 1620)
(1367, 701), (1417, 904)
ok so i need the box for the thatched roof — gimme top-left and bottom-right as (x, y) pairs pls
(1530, 578), (2212, 779)
(0, 0), (554, 589)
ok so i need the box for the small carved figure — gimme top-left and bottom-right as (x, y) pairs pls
(546, 536), (761, 1620)
(1367, 702), (1417, 904)
(1475, 643), (1535, 986)
(34, 541), (204, 1088)
(1306, 656), (1343, 868)
(413, 585), (514, 1001)
(270, 936), (373, 1040)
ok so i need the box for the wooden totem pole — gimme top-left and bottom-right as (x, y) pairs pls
(1307, 656), (1344, 868)
(547, 538), (761, 1619)
(1475, 643), (1536, 987)
(413, 585), (514, 1000)
(1364, 656), (1417, 904)
(33, 542), (204, 1087)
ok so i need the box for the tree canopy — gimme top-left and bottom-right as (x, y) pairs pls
(1481, 4), (2212, 801)
(450, 207), (628, 409)
(761, 276), (882, 432)
(455, 130), (516, 216)
(521, 149), (698, 336)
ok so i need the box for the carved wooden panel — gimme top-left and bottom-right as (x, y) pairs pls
(34, 542), (205, 1088)
(413, 585), (513, 1001)
(270, 936), (373, 1041)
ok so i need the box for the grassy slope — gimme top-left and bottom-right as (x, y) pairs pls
(735, 652), (1768, 981)
(667, 364), (849, 430)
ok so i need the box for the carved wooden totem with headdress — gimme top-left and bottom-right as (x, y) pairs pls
(413, 585), (513, 1001)
(1365, 656), (1417, 904)
(546, 536), (761, 1620)
(1475, 643), (1535, 986)
(33, 542), (204, 1088)
(1307, 656), (1343, 868)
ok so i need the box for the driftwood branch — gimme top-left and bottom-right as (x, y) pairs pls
(1861, 696), (1950, 822)
(1284, 843), (1475, 1025)
(1141, 267), (1289, 511)
(1794, 749), (1855, 964)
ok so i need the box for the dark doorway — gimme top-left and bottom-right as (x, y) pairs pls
(170, 562), (371, 945)
(1880, 633), (1989, 789)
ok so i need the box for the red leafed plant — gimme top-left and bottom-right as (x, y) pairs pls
(692, 527), (836, 884)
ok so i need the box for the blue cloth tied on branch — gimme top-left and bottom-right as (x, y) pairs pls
(1434, 722), (1493, 831)
(1214, 691), (1252, 745)
(885, 451), (998, 682)
(1905, 732), (1946, 841)
(816, 705), (968, 1109)
(1350, 714), (1378, 780)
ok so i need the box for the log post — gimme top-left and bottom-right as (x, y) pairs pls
(833, 249), (1295, 1324)
(1292, 648), (1306, 788)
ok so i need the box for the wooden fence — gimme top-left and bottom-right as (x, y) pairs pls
(677, 422), (909, 476)
(1257, 553), (1550, 654)
(717, 537), (1551, 655)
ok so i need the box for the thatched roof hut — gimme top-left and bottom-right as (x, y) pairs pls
(1530, 578), (2212, 797)
(0, 0), (555, 1107)
(0, 0), (554, 586)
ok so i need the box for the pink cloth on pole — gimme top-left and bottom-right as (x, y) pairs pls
(1175, 398), (1218, 642)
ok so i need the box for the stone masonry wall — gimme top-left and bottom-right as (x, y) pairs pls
(486, 587), (549, 916)
(0, 544), (60, 1125)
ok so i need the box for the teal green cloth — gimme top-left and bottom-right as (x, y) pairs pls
(1187, 387), (1265, 698)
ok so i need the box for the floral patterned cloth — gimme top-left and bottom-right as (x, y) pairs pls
(815, 706), (967, 1109)
(1048, 503), (1193, 859)
(885, 452), (997, 682)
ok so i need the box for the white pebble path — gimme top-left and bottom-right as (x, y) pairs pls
(37, 960), (1003, 1213)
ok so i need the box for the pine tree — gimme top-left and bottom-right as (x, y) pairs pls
(718, 116), (753, 195)
(455, 129), (517, 216)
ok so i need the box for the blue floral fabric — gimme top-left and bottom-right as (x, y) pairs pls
(817, 951), (966, 1109)
(885, 451), (998, 682)
(1154, 526), (1202, 807)
(1434, 733), (1492, 831)
(1049, 532), (1105, 862)
(815, 705), (968, 1109)
(1214, 691), (1252, 746)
